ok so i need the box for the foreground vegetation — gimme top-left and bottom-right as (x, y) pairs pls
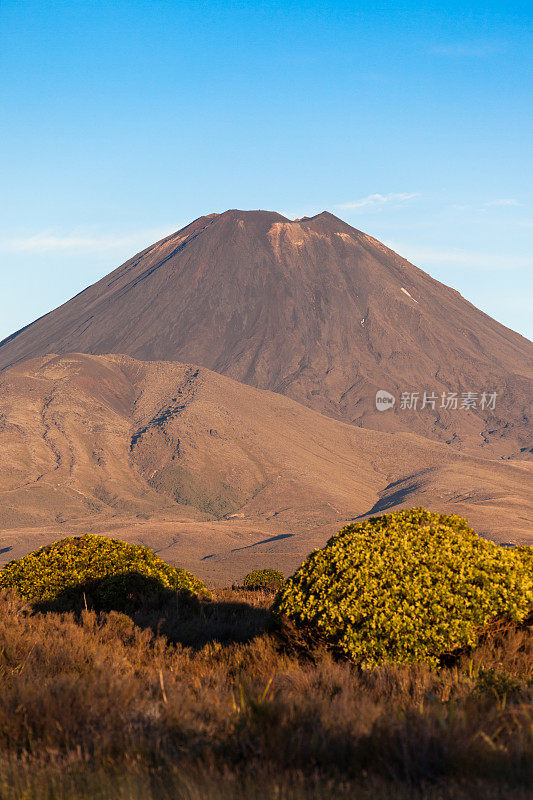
(0, 514), (530, 798)
(0, 586), (531, 799)
(0, 535), (209, 609)
(274, 509), (533, 665)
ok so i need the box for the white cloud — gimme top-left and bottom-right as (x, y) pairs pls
(0, 227), (177, 255)
(337, 193), (419, 210)
(484, 198), (520, 207)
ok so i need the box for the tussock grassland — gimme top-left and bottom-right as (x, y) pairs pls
(0, 587), (531, 799)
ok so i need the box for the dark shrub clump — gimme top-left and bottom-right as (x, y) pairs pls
(243, 569), (285, 591)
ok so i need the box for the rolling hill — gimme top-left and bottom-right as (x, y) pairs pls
(0, 353), (530, 583)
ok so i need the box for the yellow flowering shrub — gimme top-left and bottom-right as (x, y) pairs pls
(273, 508), (532, 666)
(0, 535), (209, 610)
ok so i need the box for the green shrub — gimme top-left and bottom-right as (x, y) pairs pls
(0, 535), (209, 611)
(273, 508), (533, 666)
(243, 569), (285, 591)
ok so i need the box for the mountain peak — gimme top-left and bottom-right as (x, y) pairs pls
(201, 209), (350, 230)
(297, 210), (360, 234)
(301, 210), (341, 223)
(0, 209), (530, 458)
(213, 208), (289, 224)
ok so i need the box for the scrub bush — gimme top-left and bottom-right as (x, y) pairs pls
(273, 508), (532, 666)
(243, 569), (285, 591)
(0, 534), (209, 610)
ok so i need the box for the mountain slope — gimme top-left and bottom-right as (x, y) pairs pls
(0, 353), (531, 583)
(0, 210), (531, 457)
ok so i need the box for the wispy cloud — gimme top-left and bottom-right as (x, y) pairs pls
(337, 193), (419, 210)
(385, 242), (533, 272)
(0, 227), (177, 255)
(430, 42), (505, 57)
(484, 198), (520, 207)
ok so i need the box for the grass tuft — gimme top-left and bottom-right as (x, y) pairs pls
(0, 586), (530, 798)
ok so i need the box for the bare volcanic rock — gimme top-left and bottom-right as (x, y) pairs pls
(0, 210), (531, 457)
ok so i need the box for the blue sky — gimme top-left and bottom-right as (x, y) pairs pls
(1, 0), (532, 341)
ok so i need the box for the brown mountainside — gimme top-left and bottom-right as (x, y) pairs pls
(0, 210), (531, 458)
(0, 353), (531, 583)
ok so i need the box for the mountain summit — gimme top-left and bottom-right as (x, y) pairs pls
(0, 210), (531, 456)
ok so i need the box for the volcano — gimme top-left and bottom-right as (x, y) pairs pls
(0, 210), (531, 457)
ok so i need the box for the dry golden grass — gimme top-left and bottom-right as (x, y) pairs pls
(0, 587), (530, 799)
